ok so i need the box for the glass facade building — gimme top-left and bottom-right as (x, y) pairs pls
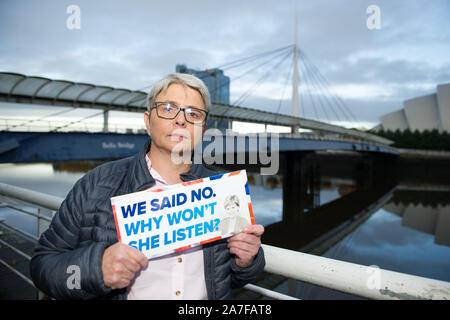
(176, 64), (230, 105)
(176, 64), (231, 131)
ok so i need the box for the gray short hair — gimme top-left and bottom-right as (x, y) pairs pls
(224, 195), (240, 209)
(146, 73), (211, 112)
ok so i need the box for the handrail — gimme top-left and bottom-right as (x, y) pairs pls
(0, 183), (62, 209)
(1, 182), (450, 300)
(262, 244), (450, 300)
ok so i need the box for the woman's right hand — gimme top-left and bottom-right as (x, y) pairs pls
(101, 242), (148, 289)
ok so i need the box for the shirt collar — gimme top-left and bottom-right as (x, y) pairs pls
(145, 154), (168, 185)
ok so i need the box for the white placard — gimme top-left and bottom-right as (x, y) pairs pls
(111, 170), (255, 259)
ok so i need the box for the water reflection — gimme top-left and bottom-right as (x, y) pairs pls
(242, 183), (450, 299)
(261, 180), (397, 253)
(235, 152), (450, 299)
(0, 162), (86, 198)
(385, 196), (450, 247)
(1, 155), (450, 300)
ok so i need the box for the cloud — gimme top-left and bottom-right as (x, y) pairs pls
(1, 0), (449, 126)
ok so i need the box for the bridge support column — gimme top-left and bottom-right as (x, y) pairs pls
(103, 109), (109, 133)
(282, 152), (314, 222)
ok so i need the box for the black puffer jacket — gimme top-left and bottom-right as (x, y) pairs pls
(30, 139), (265, 300)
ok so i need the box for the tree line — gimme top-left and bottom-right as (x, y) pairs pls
(371, 129), (450, 151)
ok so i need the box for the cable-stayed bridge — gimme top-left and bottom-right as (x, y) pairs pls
(0, 44), (396, 163)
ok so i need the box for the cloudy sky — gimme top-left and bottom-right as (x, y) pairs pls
(1, 0), (449, 130)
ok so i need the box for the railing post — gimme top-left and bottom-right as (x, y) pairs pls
(288, 279), (297, 297)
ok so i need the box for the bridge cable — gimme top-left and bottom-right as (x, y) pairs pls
(301, 51), (347, 124)
(205, 47), (293, 112)
(224, 47), (293, 92)
(232, 49), (294, 107)
(231, 49), (293, 107)
(200, 45), (294, 103)
(300, 50), (341, 123)
(307, 56), (358, 123)
(1, 109), (115, 151)
(299, 49), (330, 122)
(298, 49), (320, 120)
(135, 45), (294, 92)
(275, 50), (294, 116)
(300, 49), (358, 124)
(1, 107), (78, 132)
(168, 46), (295, 121)
(50, 110), (105, 132)
(216, 45), (294, 71)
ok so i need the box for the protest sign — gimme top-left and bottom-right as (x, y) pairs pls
(111, 170), (255, 259)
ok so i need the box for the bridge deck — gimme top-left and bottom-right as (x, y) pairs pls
(0, 131), (398, 163)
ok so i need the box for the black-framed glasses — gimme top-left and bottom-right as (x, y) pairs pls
(151, 102), (208, 124)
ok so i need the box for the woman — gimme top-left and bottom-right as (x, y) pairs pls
(30, 73), (265, 300)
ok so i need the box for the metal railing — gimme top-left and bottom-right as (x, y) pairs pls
(1, 182), (449, 300)
(1, 117), (391, 146)
(0, 118), (148, 135)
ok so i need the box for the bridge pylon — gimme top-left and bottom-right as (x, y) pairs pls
(291, 11), (300, 134)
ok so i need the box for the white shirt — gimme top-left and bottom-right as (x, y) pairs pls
(126, 156), (208, 300)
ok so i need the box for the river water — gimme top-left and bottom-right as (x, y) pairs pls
(0, 155), (449, 300)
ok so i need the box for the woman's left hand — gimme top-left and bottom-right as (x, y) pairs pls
(227, 224), (264, 268)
